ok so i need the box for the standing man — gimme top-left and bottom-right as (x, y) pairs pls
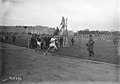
(60, 35), (63, 47)
(30, 34), (37, 49)
(1, 34), (4, 42)
(12, 34), (16, 43)
(29, 34), (34, 48)
(71, 37), (74, 46)
(46, 35), (50, 48)
(86, 35), (95, 57)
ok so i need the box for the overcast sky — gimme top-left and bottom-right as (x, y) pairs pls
(0, 0), (119, 32)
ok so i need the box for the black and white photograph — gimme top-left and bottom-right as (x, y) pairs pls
(0, 0), (120, 84)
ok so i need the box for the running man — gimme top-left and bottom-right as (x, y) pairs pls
(45, 36), (58, 55)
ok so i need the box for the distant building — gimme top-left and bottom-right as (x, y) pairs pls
(0, 26), (25, 34)
(27, 26), (54, 35)
(0, 25), (55, 35)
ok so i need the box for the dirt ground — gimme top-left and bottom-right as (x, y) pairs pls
(0, 42), (120, 84)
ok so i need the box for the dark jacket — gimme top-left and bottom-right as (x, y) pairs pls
(87, 38), (95, 51)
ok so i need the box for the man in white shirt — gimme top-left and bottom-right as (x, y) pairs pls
(45, 36), (58, 55)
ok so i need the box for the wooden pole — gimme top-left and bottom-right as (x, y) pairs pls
(66, 18), (68, 36)
(66, 18), (69, 47)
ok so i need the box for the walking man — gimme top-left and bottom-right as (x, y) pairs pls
(86, 35), (95, 57)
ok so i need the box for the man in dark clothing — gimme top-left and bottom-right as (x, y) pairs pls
(86, 35), (95, 56)
(46, 36), (50, 48)
(30, 35), (37, 49)
(48, 36), (51, 47)
(43, 36), (47, 49)
(60, 36), (63, 47)
(29, 35), (33, 48)
(5, 35), (8, 40)
(1, 35), (4, 42)
(12, 35), (16, 43)
(41, 37), (44, 49)
(71, 37), (74, 46)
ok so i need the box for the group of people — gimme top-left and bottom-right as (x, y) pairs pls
(29, 34), (64, 53)
(0, 31), (95, 57)
(0, 33), (16, 43)
(29, 34), (95, 56)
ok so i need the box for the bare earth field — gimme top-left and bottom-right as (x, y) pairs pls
(0, 42), (120, 84)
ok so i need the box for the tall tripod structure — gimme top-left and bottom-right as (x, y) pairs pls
(58, 16), (69, 47)
(59, 16), (68, 36)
